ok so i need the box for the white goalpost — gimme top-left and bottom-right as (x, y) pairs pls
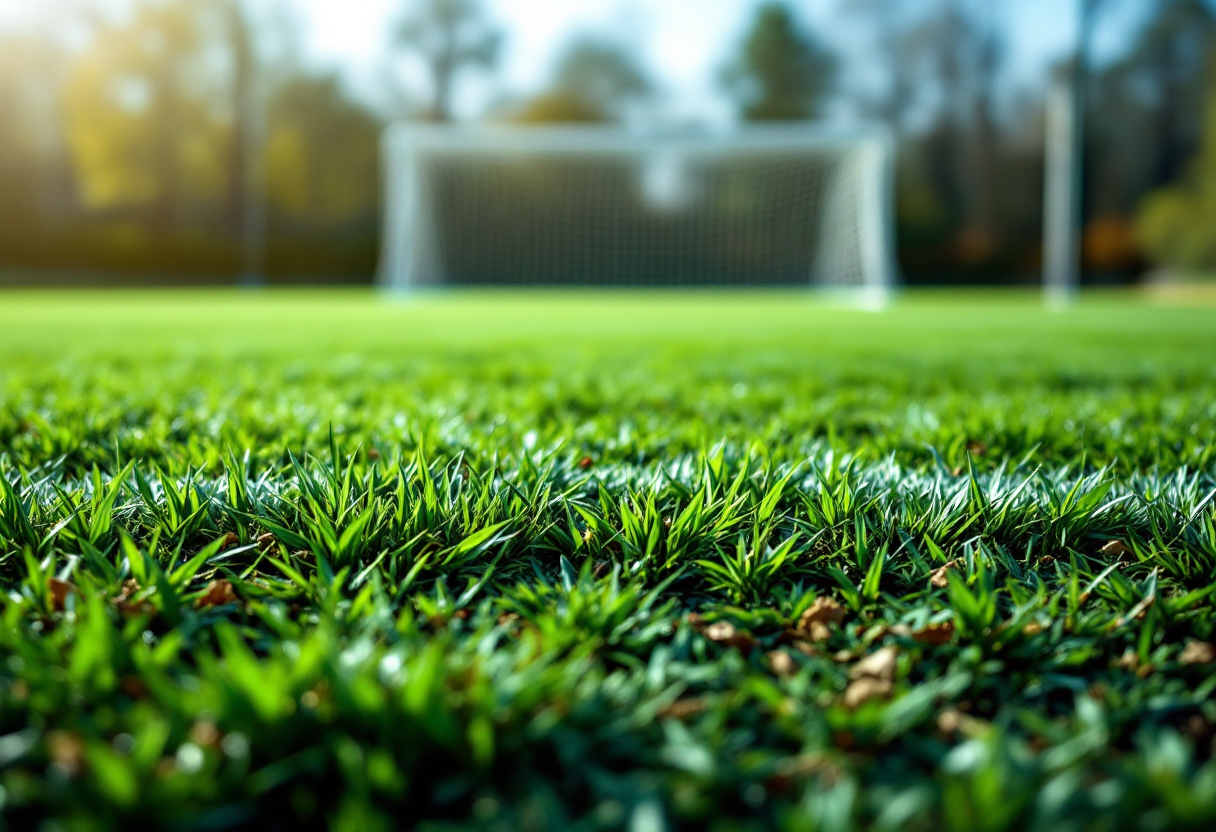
(378, 123), (898, 300)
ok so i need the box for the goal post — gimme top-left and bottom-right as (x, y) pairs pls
(379, 122), (899, 298)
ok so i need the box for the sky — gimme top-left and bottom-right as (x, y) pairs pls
(293, 0), (1090, 121)
(0, 0), (1164, 121)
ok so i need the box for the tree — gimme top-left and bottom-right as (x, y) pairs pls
(720, 3), (836, 121)
(514, 36), (652, 123)
(1136, 59), (1216, 274)
(62, 0), (231, 232)
(1089, 0), (1216, 218)
(395, 0), (503, 122)
(264, 74), (381, 228)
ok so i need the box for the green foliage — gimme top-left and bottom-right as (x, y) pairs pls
(720, 2), (837, 121)
(1136, 57), (1216, 274)
(513, 36), (652, 123)
(1, 290), (1216, 830)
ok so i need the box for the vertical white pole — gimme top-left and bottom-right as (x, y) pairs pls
(857, 136), (897, 310)
(237, 0), (266, 287)
(1043, 77), (1078, 307)
(1043, 0), (1097, 308)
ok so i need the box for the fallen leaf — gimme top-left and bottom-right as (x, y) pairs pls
(850, 645), (899, 682)
(704, 620), (758, 651)
(1100, 539), (1132, 560)
(189, 722), (222, 748)
(791, 640), (821, 657)
(48, 578), (76, 612)
(929, 560), (959, 589)
(1114, 648), (1140, 671)
(766, 753), (839, 792)
(659, 698), (709, 720)
(804, 621), (833, 642)
(797, 597), (845, 642)
(115, 597), (157, 619)
(195, 580), (238, 610)
(912, 621), (956, 645)
(120, 676), (147, 699)
(704, 621), (737, 642)
(800, 597), (845, 627)
(843, 677), (893, 709)
(768, 650), (796, 677)
(1180, 641), (1216, 666)
(219, 533), (240, 550)
(112, 578), (156, 618)
(256, 533), (276, 551)
(46, 731), (85, 776)
(937, 708), (989, 739)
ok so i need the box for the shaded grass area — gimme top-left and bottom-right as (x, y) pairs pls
(2, 289), (1216, 831)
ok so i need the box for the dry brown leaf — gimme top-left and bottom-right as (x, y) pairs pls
(850, 645), (899, 681)
(768, 650), (796, 677)
(48, 578), (76, 612)
(1100, 539), (1132, 559)
(195, 580), (238, 610)
(112, 578), (155, 618)
(912, 621), (956, 645)
(46, 731), (84, 776)
(791, 640), (821, 657)
(843, 677), (893, 709)
(115, 597), (157, 619)
(704, 621), (737, 642)
(189, 722), (222, 748)
(796, 597), (845, 642)
(937, 708), (989, 739)
(704, 620), (758, 650)
(800, 597), (845, 628)
(256, 532), (277, 551)
(120, 675), (148, 699)
(659, 697), (709, 720)
(219, 533), (240, 550)
(929, 560), (959, 589)
(1180, 641), (1216, 666)
(766, 753), (840, 792)
(1115, 648), (1140, 672)
(804, 621), (833, 642)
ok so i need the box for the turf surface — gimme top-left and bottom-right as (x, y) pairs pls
(2, 289), (1216, 831)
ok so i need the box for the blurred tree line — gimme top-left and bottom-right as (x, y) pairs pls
(1, 0), (1215, 284)
(0, 0), (381, 283)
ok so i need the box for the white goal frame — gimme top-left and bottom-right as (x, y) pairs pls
(378, 122), (899, 298)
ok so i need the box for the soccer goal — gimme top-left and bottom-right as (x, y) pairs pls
(378, 123), (898, 298)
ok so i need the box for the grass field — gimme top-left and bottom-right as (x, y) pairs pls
(2, 289), (1216, 831)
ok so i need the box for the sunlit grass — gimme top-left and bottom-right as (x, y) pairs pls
(2, 288), (1215, 830)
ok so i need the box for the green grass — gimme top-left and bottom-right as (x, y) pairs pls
(2, 288), (1216, 831)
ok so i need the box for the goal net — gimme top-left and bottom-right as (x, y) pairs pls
(379, 123), (897, 294)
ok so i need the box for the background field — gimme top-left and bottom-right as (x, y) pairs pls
(3, 289), (1216, 831)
